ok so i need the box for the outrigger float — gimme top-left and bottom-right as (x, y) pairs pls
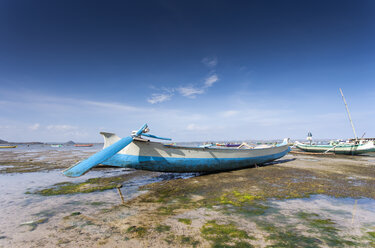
(63, 124), (290, 177)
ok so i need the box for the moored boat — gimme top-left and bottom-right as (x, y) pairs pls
(295, 89), (375, 155)
(74, 144), (93, 147)
(100, 135), (290, 173)
(225, 143), (241, 147)
(51, 144), (63, 148)
(0, 145), (17, 148)
(295, 141), (375, 155)
(63, 124), (290, 177)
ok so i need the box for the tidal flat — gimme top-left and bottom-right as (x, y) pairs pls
(0, 146), (375, 247)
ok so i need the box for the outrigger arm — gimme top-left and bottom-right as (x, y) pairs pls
(63, 124), (149, 177)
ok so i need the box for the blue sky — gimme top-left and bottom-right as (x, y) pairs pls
(0, 0), (374, 142)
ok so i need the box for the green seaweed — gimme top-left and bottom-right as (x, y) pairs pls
(368, 232), (375, 238)
(295, 211), (357, 247)
(178, 218), (192, 225)
(63, 212), (81, 220)
(155, 224), (171, 233)
(80, 220), (94, 227)
(218, 191), (262, 207)
(20, 218), (49, 231)
(127, 226), (147, 238)
(32, 176), (128, 195)
(232, 241), (254, 248)
(257, 222), (320, 248)
(201, 220), (253, 247)
(179, 235), (200, 247)
(89, 201), (106, 206)
(367, 231), (375, 247)
(157, 205), (177, 215)
(56, 238), (71, 245)
(29, 170), (153, 196)
(164, 234), (176, 245)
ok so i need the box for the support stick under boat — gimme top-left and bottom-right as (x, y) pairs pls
(116, 184), (126, 205)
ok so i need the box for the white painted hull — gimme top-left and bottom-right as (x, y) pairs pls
(100, 134), (290, 172)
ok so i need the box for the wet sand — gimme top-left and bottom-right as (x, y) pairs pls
(0, 147), (375, 247)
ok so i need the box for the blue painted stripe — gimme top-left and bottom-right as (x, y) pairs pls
(63, 124), (149, 177)
(102, 147), (290, 172)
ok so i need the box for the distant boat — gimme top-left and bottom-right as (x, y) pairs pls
(296, 89), (375, 155)
(74, 144), (93, 147)
(295, 141), (375, 155)
(225, 143), (241, 147)
(63, 124), (290, 177)
(215, 143), (241, 147)
(296, 141), (375, 155)
(0, 145), (17, 148)
(51, 144), (62, 148)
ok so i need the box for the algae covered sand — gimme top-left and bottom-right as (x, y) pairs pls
(1, 146), (375, 247)
(29, 171), (156, 196)
(0, 146), (99, 173)
(49, 153), (375, 247)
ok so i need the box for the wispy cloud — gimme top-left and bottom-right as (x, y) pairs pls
(147, 93), (173, 104)
(204, 74), (219, 88)
(46, 124), (78, 131)
(186, 123), (210, 131)
(147, 57), (219, 103)
(176, 73), (218, 98)
(220, 110), (239, 118)
(3, 87), (353, 142)
(177, 86), (205, 98)
(202, 56), (218, 68)
(29, 123), (40, 130)
(83, 100), (141, 111)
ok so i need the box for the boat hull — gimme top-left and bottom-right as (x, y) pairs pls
(0, 145), (17, 148)
(295, 142), (375, 155)
(101, 139), (290, 172)
(74, 144), (93, 147)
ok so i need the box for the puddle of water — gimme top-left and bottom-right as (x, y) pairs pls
(268, 195), (375, 236)
(346, 176), (365, 186)
(0, 165), (15, 169)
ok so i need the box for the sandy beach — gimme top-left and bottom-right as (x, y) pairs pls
(0, 146), (375, 247)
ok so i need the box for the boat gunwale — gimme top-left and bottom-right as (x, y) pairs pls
(296, 144), (361, 148)
(154, 141), (288, 152)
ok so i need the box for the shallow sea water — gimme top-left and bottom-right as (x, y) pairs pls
(0, 165), (198, 246)
(269, 195), (375, 235)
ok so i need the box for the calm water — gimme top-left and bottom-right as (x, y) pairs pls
(270, 195), (375, 235)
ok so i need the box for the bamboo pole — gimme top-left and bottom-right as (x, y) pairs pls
(339, 88), (357, 140)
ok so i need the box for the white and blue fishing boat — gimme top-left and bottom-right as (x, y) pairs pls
(63, 124), (290, 177)
(295, 89), (375, 155)
(295, 141), (375, 155)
